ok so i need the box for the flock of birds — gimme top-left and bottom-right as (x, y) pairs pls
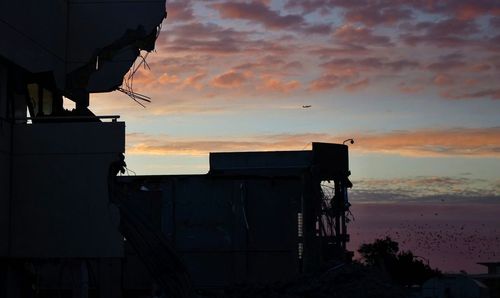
(386, 222), (498, 258)
(351, 220), (500, 269)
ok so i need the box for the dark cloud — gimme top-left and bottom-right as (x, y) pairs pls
(443, 88), (500, 100)
(301, 23), (333, 35)
(211, 2), (305, 30)
(308, 73), (343, 91)
(321, 57), (419, 72)
(350, 176), (500, 204)
(334, 25), (392, 47)
(210, 1), (333, 35)
(344, 6), (413, 26)
(286, 0), (500, 22)
(309, 45), (368, 59)
(311, 57), (419, 91)
(400, 19), (479, 48)
(491, 17), (500, 28)
(166, 0), (195, 23)
(427, 60), (465, 72)
(159, 22), (287, 55)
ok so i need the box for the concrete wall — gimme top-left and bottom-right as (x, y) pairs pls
(9, 122), (125, 258)
(122, 175), (302, 288)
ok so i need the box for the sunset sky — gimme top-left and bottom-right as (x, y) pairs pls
(92, 0), (500, 273)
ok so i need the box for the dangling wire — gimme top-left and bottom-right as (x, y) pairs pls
(119, 50), (153, 107)
(119, 22), (163, 107)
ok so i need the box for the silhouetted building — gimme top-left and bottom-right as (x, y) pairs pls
(117, 144), (353, 293)
(474, 262), (500, 298)
(420, 274), (490, 298)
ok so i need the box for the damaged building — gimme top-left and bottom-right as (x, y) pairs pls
(0, 1), (353, 297)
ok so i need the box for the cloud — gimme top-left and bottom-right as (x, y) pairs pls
(427, 59), (465, 72)
(400, 19), (479, 48)
(126, 132), (330, 156)
(321, 57), (419, 72)
(211, 71), (249, 88)
(231, 55), (303, 76)
(442, 88), (500, 100)
(158, 73), (180, 85)
(423, 1), (500, 20)
(158, 22), (287, 55)
(398, 82), (424, 94)
(166, 1), (195, 23)
(349, 176), (500, 204)
(334, 25), (392, 47)
(491, 17), (500, 28)
(309, 57), (419, 92)
(356, 127), (500, 157)
(308, 73), (343, 91)
(343, 6), (413, 26)
(469, 63), (492, 72)
(259, 75), (301, 93)
(433, 74), (454, 86)
(285, 1), (500, 23)
(111, 1), (500, 109)
(344, 78), (369, 92)
(182, 72), (207, 90)
(126, 127), (500, 158)
(309, 45), (368, 59)
(211, 2), (304, 30)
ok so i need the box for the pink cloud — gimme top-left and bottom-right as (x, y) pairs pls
(260, 75), (301, 93)
(211, 71), (249, 88)
(158, 73), (180, 85)
(308, 73), (343, 91)
(344, 78), (369, 92)
(469, 63), (492, 72)
(433, 74), (454, 86)
(398, 82), (424, 94)
(309, 45), (368, 59)
(427, 53), (466, 71)
(166, 1), (195, 23)
(401, 19), (479, 48)
(334, 25), (392, 47)
(181, 72), (207, 90)
(211, 2), (304, 30)
(344, 6), (413, 26)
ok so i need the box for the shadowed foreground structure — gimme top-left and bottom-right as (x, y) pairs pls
(0, 2), (356, 294)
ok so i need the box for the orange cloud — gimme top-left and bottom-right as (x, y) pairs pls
(260, 75), (300, 93)
(398, 82), (424, 94)
(356, 128), (500, 157)
(158, 73), (180, 85)
(211, 71), (249, 88)
(433, 74), (454, 86)
(469, 63), (491, 72)
(181, 72), (207, 90)
(127, 127), (500, 158)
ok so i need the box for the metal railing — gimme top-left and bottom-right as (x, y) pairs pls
(10, 115), (121, 123)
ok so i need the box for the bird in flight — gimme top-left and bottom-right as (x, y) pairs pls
(302, 105), (312, 108)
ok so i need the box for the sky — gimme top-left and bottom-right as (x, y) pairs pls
(91, 0), (500, 273)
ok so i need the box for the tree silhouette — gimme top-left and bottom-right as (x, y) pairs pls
(358, 237), (440, 286)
